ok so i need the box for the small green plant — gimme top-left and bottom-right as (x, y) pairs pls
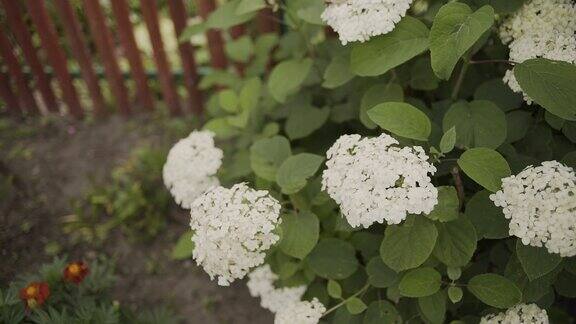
(64, 147), (171, 243)
(0, 256), (180, 324)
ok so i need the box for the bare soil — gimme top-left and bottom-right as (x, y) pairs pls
(0, 115), (272, 324)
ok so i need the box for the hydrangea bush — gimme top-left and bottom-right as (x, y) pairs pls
(172, 0), (576, 322)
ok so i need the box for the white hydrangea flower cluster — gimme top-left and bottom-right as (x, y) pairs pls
(274, 299), (326, 324)
(321, 0), (414, 45)
(480, 303), (549, 324)
(499, 0), (576, 102)
(190, 183), (281, 286)
(490, 161), (576, 257)
(247, 265), (326, 324)
(163, 130), (223, 209)
(321, 134), (438, 227)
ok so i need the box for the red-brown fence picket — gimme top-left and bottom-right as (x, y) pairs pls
(0, 0), (278, 119)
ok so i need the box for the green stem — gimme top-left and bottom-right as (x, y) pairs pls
(322, 283), (370, 318)
(451, 59), (470, 100)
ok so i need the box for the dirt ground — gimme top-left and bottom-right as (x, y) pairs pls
(0, 115), (272, 324)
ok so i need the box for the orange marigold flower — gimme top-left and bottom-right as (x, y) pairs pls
(63, 261), (89, 284)
(19, 282), (50, 309)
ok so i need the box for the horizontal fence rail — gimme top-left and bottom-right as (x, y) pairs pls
(0, 0), (277, 119)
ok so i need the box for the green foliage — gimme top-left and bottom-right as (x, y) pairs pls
(430, 3), (494, 79)
(0, 257), (179, 324)
(66, 147), (171, 243)
(190, 0), (576, 321)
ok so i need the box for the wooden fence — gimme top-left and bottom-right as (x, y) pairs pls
(0, 0), (277, 119)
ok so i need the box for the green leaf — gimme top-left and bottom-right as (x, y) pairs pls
(380, 216), (438, 272)
(276, 153), (324, 194)
(203, 118), (241, 139)
(448, 286), (463, 303)
(250, 136), (292, 181)
(218, 89), (239, 113)
(235, 0), (266, 15)
(439, 127), (456, 153)
(346, 297), (367, 315)
(514, 58), (576, 120)
(366, 257), (398, 288)
(351, 16), (429, 77)
(399, 267), (442, 297)
(368, 102), (432, 141)
(307, 238), (359, 280)
(268, 58), (313, 103)
(430, 3), (494, 79)
(285, 106), (330, 140)
(171, 231), (194, 260)
(458, 148), (511, 192)
(433, 217), (477, 267)
(225, 35), (253, 63)
(178, 22), (206, 42)
(465, 190), (509, 239)
(327, 280), (342, 299)
(360, 83), (404, 129)
(426, 186), (459, 222)
(239, 77), (262, 111)
(443, 100), (507, 149)
(297, 1), (325, 25)
(410, 57), (440, 90)
(279, 211), (320, 259)
(363, 301), (400, 324)
(323, 55), (354, 89)
(474, 78), (522, 112)
(206, 0), (257, 29)
(505, 111), (533, 143)
(418, 291), (446, 324)
(467, 274), (522, 308)
(516, 241), (562, 281)
(447, 267), (462, 281)
(473, 0), (526, 14)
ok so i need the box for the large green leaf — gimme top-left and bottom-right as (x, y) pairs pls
(285, 105), (330, 140)
(360, 83), (404, 129)
(366, 257), (398, 288)
(433, 217), (477, 267)
(250, 136), (291, 181)
(276, 153), (324, 194)
(268, 58), (313, 103)
(206, 0), (256, 29)
(323, 55), (354, 89)
(280, 211), (320, 259)
(425, 186), (459, 222)
(443, 100), (507, 149)
(239, 77), (262, 111)
(368, 102), (432, 141)
(418, 291), (446, 324)
(399, 267), (442, 297)
(458, 148), (511, 192)
(380, 216), (438, 272)
(224, 35), (253, 63)
(514, 58), (576, 121)
(474, 78), (522, 112)
(307, 238), (359, 280)
(516, 241), (562, 281)
(430, 3), (494, 79)
(465, 190), (509, 239)
(468, 274), (522, 308)
(235, 0), (266, 15)
(363, 301), (400, 324)
(351, 16), (429, 77)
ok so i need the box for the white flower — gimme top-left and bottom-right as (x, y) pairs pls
(190, 183), (282, 286)
(247, 265), (306, 314)
(247, 265), (325, 324)
(490, 161), (576, 257)
(163, 130), (223, 209)
(480, 303), (549, 324)
(274, 298), (326, 324)
(499, 0), (576, 102)
(321, 0), (414, 45)
(321, 134), (438, 227)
